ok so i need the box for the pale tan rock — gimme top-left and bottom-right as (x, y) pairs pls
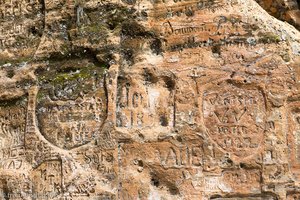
(0, 0), (299, 199)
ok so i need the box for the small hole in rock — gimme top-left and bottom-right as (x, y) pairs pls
(151, 178), (159, 187)
(6, 70), (14, 78)
(138, 133), (144, 140)
(144, 71), (158, 84)
(227, 158), (233, 164)
(176, 136), (182, 142)
(169, 186), (179, 195)
(150, 39), (162, 55)
(212, 45), (221, 55)
(30, 26), (38, 35)
(137, 160), (143, 167)
(160, 115), (168, 126)
(151, 174), (160, 187)
(163, 76), (175, 90)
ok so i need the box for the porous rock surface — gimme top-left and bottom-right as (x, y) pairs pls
(0, 0), (300, 199)
(255, 0), (300, 30)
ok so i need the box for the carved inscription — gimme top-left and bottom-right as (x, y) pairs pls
(0, 175), (32, 199)
(292, 113), (300, 160)
(222, 169), (261, 192)
(121, 141), (207, 169)
(190, 169), (260, 193)
(74, 149), (115, 175)
(0, 98), (27, 170)
(120, 141), (206, 198)
(120, 141), (263, 197)
(159, 14), (273, 52)
(36, 59), (107, 150)
(157, 144), (203, 168)
(116, 76), (175, 128)
(150, 0), (224, 19)
(0, 0), (297, 198)
(32, 160), (62, 198)
(287, 103), (300, 180)
(203, 82), (266, 157)
(0, 0), (44, 59)
(191, 176), (222, 192)
(65, 176), (97, 197)
(162, 15), (250, 38)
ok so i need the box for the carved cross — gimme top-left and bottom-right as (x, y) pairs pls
(189, 68), (206, 94)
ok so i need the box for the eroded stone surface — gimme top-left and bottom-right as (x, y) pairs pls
(0, 0), (44, 63)
(203, 81), (266, 158)
(255, 0), (300, 29)
(0, 0), (299, 199)
(36, 57), (107, 150)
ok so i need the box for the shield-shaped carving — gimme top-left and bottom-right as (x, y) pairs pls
(203, 81), (266, 157)
(36, 60), (107, 150)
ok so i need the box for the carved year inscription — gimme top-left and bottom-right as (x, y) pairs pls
(203, 82), (266, 157)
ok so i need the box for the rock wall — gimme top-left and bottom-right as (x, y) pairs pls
(0, 0), (300, 199)
(255, 0), (300, 29)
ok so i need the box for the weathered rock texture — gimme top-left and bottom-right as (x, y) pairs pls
(0, 0), (300, 199)
(255, 0), (300, 29)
